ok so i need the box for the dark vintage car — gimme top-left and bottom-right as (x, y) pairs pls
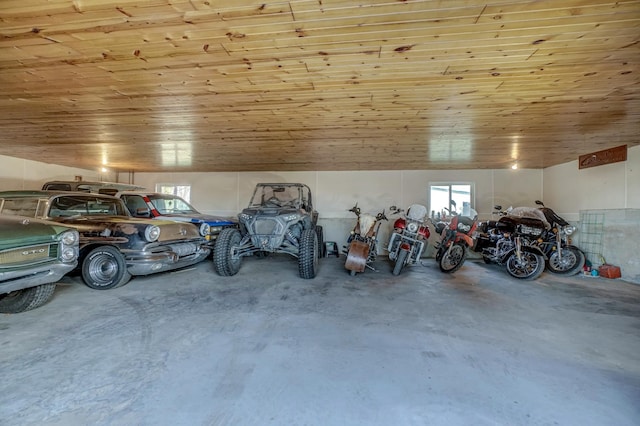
(0, 191), (210, 290)
(214, 183), (322, 279)
(0, 215), (79, 313)
(116, 191), (237, 246)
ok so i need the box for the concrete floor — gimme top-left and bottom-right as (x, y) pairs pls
(1, 255), (639, 426)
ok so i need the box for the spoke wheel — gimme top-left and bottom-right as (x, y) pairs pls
(547, 246), (585, 275)
(506, 251), (545, 280)
(439, 243), (467, 273)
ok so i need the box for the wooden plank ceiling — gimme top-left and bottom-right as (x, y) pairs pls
(0, 0), (638, 173)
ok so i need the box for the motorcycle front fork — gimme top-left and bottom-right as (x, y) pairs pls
(514, 236), (524, 263)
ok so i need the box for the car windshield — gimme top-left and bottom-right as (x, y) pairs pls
(249, 185), (302, 208)
(48, 195), (128, 217)
(147, 194), (199, 214)
(0, 198), (42, 217)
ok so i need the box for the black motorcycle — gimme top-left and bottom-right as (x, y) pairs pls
(473, 206), (548, 280)
(533, 200), (585, 275)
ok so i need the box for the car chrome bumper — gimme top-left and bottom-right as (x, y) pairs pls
(0, 261), (77, 294)
(124, 245), (210, 276)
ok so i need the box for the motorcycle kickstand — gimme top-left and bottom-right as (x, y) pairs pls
(365, 263), (378, 272)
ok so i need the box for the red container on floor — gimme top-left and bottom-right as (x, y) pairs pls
(598, 264), (622, 279)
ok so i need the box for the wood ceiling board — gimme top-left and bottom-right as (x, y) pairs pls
(0, 0), (638, 172)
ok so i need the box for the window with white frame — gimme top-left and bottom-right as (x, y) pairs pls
(155, 184), (191, 203)
(429, 183), (473, 220)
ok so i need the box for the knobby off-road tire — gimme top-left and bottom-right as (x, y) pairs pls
(547, 246), (585, 275)
(315, 226), (325, 258)
(82, 246), (131, 290)
(298, 228), (319, 279)
(214, 228), (242, 276)
(0, 284), (56, 313)
(392, 248), (409, 276)
(439, 242), (467, 273)
(506, 251), (545, 280)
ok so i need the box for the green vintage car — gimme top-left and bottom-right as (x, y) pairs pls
(0, 215), (79, 313)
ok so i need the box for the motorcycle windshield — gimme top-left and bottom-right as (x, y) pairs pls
(463, 207), (478, 219)
(359, 214), (376, 236)
(508, 207), (550, 229)
(407, 204), (427, 221)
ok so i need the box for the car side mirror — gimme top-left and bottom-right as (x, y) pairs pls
(135, 207), (151, 217)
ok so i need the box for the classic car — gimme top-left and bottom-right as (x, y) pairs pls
(0, 215), (79, 313)
(214, 183), (323, 279)
(0, 191), (210, 290)
(116, 191), (238, 245)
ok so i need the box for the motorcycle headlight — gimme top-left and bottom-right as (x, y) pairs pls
(200, 223), (211, 236)
(458, 223), (471, 232)
(407, 222), (418, 232)
(564, 225), (576, 236)
(60, 229), (78, 246)
(144, 225), (161, 242)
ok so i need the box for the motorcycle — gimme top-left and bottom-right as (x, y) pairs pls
(534, 200), (585, 275)
(473, 206), (548, 280)
(435, 202), (479, 273)
(344, 204), (387, 275)
(387, 204), (430, 276)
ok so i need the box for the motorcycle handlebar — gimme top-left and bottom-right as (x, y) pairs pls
(348, 205), (361, 215)
(376, 211), (388, 221)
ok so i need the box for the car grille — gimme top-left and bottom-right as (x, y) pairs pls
(157, 223), (200, 241)
(253, 218), (277, 235)
(0, 243), (56, 267)
(166, 242), (200, 257)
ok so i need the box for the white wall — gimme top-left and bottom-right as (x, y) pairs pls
(0, 154), (115, 190)
(134, 169), (542, 218)
(543, 145), (640, 283)
(133, 169), (543, 253)
(542, 145), (640, 220)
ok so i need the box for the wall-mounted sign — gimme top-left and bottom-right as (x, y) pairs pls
(579, 145), (627, 170)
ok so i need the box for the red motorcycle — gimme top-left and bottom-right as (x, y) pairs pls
(387, 204), (430, 276)
(435, 202), (479, 273)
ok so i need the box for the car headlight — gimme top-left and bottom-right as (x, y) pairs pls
(407, 222), (419, 232)
(60, 246), (78, 262)
(144, 225), (161, 242)
(283, 213), (302, 221)
(200, 223), (211, 236)
(564, 225), (576, 236)
(239, 213), (252, 222)
(60, 229), (78, 245)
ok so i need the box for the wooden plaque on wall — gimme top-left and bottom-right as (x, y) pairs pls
(579, 145), (627, 169)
